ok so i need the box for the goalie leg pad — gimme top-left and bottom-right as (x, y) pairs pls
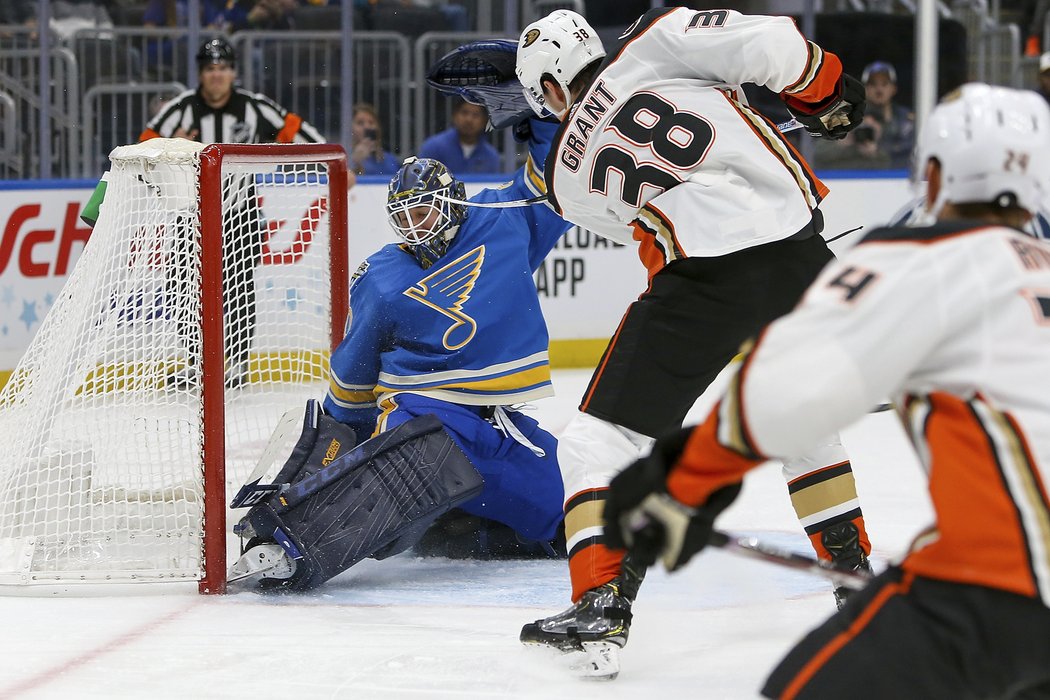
(241, 414), (484, 591)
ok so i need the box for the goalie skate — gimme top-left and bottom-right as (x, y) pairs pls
(227, 543), (297, 584)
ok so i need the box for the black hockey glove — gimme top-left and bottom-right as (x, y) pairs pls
(783, 73), (866, 140)
(426, 39), (534, 130)
(604, 428), (742, 572)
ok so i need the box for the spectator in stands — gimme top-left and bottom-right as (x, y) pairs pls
(1039, 52), (1050, 103)
(814, 60), (914, 171)
(0, 2), (33, 26)
(349, 103), (401, 176)
(225, 0), (298, 31)
(418, 97), (500, 175)
(142, 0), (229, 77)
(356, 0), (468, 32)
(142, 0), (227, 28)
(862, 61), (915, 168)
(411, 0), (469, 31)
(23, 0), (115, 41)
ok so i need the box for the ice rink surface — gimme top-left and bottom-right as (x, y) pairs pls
(0, 369), (933, 699)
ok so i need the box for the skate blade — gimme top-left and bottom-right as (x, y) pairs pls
(525, 640), (621, 681)
(572, 641), (621, 680)
(227, 544), (295, 583)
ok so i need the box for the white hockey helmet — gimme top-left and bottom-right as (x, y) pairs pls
(917, 83), (1050, 216)
(516, 9), (605, 119)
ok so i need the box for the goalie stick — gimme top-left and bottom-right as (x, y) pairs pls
(229, 406), (305, 508)
(709, 530), (873, 591)
(436, 118), (808, 210)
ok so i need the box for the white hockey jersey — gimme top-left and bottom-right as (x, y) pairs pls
(544, 7), (843, 268)
(669, 220), (1050, 604)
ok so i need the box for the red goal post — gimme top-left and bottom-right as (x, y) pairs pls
(199, 143), (348, 593)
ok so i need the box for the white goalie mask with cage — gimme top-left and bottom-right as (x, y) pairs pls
(386, 157), (468, 268)
(516, 9), (605, 119)
(916, 83), (1050, 217)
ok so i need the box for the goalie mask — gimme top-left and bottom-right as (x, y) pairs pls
(516, 10), (605, 119)
(386, 157), (468, 268)
(917, 83), (1050, 216)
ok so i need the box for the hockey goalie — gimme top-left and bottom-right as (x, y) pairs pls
(229, 37), (573, 590)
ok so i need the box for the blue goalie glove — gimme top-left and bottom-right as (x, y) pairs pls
(426, 39), (534, 130)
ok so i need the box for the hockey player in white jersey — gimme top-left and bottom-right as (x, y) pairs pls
(514, 7), (870, 672)
(606, 83), (1050, 697)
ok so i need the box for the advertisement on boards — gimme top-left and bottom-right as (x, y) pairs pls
(0, 176), (912, 374)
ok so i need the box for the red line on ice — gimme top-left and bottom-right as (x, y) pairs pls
(0, 599), (200, 699)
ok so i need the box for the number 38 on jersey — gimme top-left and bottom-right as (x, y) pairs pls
(589, 93), (714, 208)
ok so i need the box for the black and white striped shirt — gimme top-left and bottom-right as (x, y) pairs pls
(140, 87), (324, 144)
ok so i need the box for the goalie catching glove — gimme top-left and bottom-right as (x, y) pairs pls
(426, 39), (535, 130)
(604, 427), (742, 572)
(782, 73), (866, 140)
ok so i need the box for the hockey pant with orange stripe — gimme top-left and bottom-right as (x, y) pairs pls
(558, 236), (870, 601)
(557, 411), (868, 601)
(762, 567), (1050, 700)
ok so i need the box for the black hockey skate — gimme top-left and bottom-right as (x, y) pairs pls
(520, 557), (645, 679)
(821, 521), (873, 609)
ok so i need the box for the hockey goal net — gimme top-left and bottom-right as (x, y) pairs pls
(0, 139), (348, 593)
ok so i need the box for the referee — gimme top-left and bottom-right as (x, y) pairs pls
(141, 38), (325, 388)
(140, 38), (324, 145)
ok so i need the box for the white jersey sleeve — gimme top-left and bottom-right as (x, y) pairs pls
(619, 7), (841, 102)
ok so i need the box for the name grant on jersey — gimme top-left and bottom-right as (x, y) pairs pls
(560, 80), (617, 173)
(1010, 236), (1050, 271)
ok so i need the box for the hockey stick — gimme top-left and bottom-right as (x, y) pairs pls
(709, 530), (872, 591)
(229, 405), (306, 508)
(825, 225), (864, 244)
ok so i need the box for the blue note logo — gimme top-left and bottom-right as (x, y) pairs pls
(403, 245), (485, 350)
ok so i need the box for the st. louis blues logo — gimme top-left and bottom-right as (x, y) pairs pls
(403, 245), (485, 350)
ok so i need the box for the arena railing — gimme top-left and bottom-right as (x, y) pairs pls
(0, 91), (17, 176)
(233, 30), (412, 157)
(80, 82), (188, 177)
(0, 44), (79, 179)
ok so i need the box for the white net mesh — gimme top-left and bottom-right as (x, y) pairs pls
(0, 139), (343, 587)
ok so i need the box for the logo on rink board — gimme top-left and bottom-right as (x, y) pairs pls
(534, 227), (626, 298)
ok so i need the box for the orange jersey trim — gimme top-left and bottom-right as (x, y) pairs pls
(787, 46), (843, 107)
(631, 221), (668, 279)
(666, 403), (763, 508)
(722, 93), (828, 205)
(903, 392), (1050, 599)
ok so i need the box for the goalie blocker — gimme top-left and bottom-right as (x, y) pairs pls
(229, 401), (484, 590)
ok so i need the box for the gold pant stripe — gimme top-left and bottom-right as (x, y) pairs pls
(789, 472), (859, 520)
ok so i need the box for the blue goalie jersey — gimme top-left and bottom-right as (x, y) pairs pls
(324, 120), (572, 439)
